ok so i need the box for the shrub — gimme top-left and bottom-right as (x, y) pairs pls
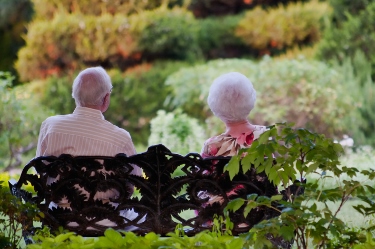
(0, 72), (51, 170)
(235, 1), (330, 56)
(148, 110), (206, 155)
(106, 61), (192, 146)
(317, 2), (375, 76)
(16, 13), (136, 81)
(197, 14), (249, 59)
(28, 225), (247, 249)
(30, 0), (178, 19)
(328, 0), (370, 24)
(274, 44), (318, 60)
(188, 0), (310, 18)
(225, 123), (375, 248)
(0, 0), (33, 78)
(332, 51), (375, 147)
(165, 57), (356, 140)
(0, 182), (40, 249)
(130, 7), (202, 61)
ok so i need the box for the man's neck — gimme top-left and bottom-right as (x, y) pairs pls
(81, 105), (103, 112)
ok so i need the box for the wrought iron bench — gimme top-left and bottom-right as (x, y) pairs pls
(9, 144), (295, 247)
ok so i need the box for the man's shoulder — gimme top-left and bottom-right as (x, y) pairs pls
(43, 114), (72, 124)
(102, 120), (132, 138)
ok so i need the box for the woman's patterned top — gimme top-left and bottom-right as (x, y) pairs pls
(201, 125), (268, 158)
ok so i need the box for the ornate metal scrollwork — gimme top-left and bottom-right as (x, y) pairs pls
(9, 144), (286, 240)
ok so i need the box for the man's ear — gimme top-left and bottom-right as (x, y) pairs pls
(101, 93), (110, 112)
(103, 93), (109, 104)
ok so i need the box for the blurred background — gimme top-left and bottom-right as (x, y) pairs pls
(0, 0), (374, 173)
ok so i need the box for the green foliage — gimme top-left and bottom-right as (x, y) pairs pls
(0, 0), (33, 77)
(16, 13), (136, 81)
(188, 0), (310, 18)
(107, 61), (191, 146)
(332, 51), (375, 147)
(225, 123), (375, 248)
(0, 181), (40, 249)
(197, 14), (248, 58)
(165, 57), (356, 141)
(0, 72), (51, 170)
(328, 0), (370, 24)
(131, 7), (202, 61)
(28, 223), (247, 249)
(317, 2), (375, 74)
(235, 1), (330, 56)
(31, 0), (183, 19)
(148, 110), (206, 155)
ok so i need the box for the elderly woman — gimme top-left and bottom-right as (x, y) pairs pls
(196, 72), (268, 211)
(201, 72), (267, 158)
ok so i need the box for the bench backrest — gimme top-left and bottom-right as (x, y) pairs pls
(9, 144), (281, 238)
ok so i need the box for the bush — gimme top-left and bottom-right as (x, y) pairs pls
(328, 0), (370, 24)
(225, 123), (375, 248)
(188, 0), (310, 18)
(30, 0), (180, 19)
(274, 44), (318, 60)
(235, 1), (330, 56)
(107, 61), (191, 146)
(0, 0), (33, 79)
(27, 225), (247, 249)
(130, 7), (202, 61)
(332, 51), (375, 147)
(197, 14), (249, 59)
(0, 182), (40, 249)
(317, 2), (375, 76)
(0, 72), (51, 170)
(148, 110), (206, 155)
(16, 13), (136, 81)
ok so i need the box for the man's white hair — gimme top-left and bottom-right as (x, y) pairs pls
(72, 66), (112, 107)
(207, 72), (256, 123)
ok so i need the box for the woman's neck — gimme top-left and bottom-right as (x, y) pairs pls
(224, 120), (254, 136)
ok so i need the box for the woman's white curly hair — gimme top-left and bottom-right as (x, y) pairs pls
(207, 72), (256, 123)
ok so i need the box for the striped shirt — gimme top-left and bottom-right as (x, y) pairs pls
(36, 106), (140, 174)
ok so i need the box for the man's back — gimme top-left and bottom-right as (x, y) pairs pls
(36, 106), (136, 157)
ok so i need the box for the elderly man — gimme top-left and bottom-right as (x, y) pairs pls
(36, 66), (138, 163)
(35, 67), (142, 226)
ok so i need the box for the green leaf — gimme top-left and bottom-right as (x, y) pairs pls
(257, 129), (272, 144)
(225, 198), (245, 212)
(104, 229), (124, 247)
(225, 156), (240, 180)
(279, 225), (295, 241)
(244, 201), (258, 218)
(226, 237), (244, 249)
(241, 152), (257, 173)
(247, 193), (258, 200)
(271, 195), (283, 202)
(54, 232), (75, 243)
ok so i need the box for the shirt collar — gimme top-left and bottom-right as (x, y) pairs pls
(73, 106), (105, 120)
